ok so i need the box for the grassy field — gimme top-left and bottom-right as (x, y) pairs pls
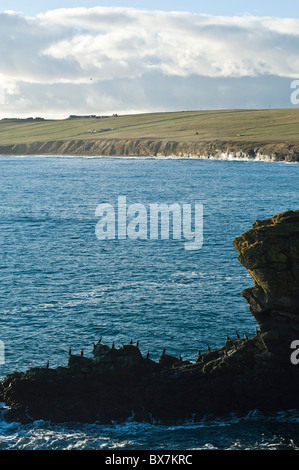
(0, 108), (299, 146)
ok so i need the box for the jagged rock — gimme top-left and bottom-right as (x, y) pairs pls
(233, 210), (299, 361)
(1, 210), (299, 424)
(68, 355), (93, 372)
(199, 350), (220, 364)
(158, 353), (181, 368)
(93, 343), (110, 358)
(92, 344), (147, 375)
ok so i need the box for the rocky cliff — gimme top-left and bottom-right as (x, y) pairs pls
(1, 139), (299, 162)
(233, 211), (299, 362)
(1, 210), (299, 424)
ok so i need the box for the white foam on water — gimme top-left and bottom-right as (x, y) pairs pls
(1, 408), (299, 450)
(0, 154), (297, 163)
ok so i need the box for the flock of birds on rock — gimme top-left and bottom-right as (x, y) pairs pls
(45, 328), (261, 369)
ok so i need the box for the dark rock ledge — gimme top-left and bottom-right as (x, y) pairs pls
(1, 210), (299, 424)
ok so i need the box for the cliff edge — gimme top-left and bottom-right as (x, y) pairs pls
(0, 139), (299, 162)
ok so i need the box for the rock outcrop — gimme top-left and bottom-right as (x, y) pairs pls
(1, 210), (299, 424)
(233, 210), (299, 362)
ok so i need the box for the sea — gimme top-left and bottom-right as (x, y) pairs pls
(0, 155), (298, 451)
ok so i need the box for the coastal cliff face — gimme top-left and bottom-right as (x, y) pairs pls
(0, 139), (299, 162)
(1, 211), (299, 424)
(233, 211), (299, 362)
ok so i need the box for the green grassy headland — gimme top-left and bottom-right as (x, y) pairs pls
(0, 108), (298, 160)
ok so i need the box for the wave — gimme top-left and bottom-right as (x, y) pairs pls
(1, 406), (299, 450)
(0, 154), (297, 163)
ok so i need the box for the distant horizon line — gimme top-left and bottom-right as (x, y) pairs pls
(1, 106), (298, 121)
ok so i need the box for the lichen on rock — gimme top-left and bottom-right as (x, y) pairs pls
(233, 210), (299, 360)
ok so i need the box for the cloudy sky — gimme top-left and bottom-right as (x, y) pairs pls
(0, 1), (299, 118)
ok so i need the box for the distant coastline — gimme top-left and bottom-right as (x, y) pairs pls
(0, 138), (298, 162)
(1, 109), (299, 162)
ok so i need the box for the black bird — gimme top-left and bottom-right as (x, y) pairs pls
(68, 348), (72, 356)
(146, 350), (150, 359)
(207, 344), (211, 352)
(136, 340), (139, 348)
(179, 354), (182, 361)
(162, 347), (166, 355)
(197, 349), (201, 357)
(46, 361), (49, 369)
(97, 336), (102, 344)
(129, 338), (133, 345)
(244, 333), (248, 340)
(226, 334), (230, 341)
(81, 349), (84, 357)
(236, 332), (240, 339)
(111, 341), (115, 350)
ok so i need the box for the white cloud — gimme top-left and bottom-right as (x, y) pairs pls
(0, 7), (298, 117)
(39, 8), (299, 80)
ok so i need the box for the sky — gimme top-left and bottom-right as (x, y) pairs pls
(2, 0), (299, 18)
(0, 1), (299, 118)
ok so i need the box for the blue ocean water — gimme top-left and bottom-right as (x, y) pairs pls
(0, 155), (298, 450)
